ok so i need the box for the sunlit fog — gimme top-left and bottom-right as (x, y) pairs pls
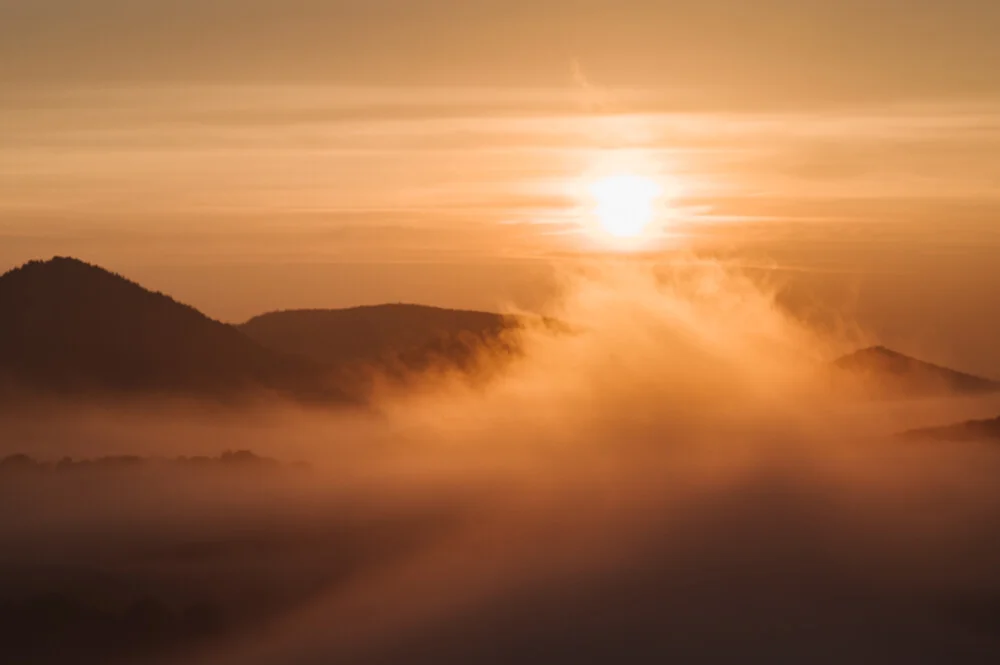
(3, 1), (1000, 664)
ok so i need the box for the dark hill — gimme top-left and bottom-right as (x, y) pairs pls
(832, 346), (1000, 398)
(239, 305), (524, 374)
(0, 258), (347, 403)
(901, 415), (1000, 442)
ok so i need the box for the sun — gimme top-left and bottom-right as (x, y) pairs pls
(588, 174), (663, 241)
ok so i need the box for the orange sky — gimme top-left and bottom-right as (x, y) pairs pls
(1, 0), (999, 372)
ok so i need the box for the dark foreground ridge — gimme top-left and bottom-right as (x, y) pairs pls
(832, 345), (1000, 397)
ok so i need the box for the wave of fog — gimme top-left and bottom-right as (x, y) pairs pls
(4, 262), (1000, 664)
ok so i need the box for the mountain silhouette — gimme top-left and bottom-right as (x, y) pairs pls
(901, 415), (1000, 442)
(240, 305), (524, 375)
(832, 346), (1000, 397)
(9, 257), (993, 406)
(0, 258), (348, 403)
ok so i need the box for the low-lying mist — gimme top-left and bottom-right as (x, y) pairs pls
(4, 261), (1000, 664)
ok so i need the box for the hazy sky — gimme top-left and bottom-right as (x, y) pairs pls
(1, 0), (999, 371)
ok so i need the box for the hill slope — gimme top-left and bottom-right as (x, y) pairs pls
(901, 415), (1000, 442)
(832, 346), (1000, 397)
(240, 305), (523, 373)
(0, 258), (346, 402)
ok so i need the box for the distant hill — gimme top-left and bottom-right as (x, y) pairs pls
(239, 305), (526, 375)
(0, 450), (290, 473)
(832, 346), (1000, 398)
(901, 415), (1000, 442)
(0, 258), (349, 403)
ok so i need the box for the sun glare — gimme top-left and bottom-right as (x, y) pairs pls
(588, 174), (663, 242)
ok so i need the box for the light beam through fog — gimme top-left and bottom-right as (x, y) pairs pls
(183, 263), (1000, 665)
